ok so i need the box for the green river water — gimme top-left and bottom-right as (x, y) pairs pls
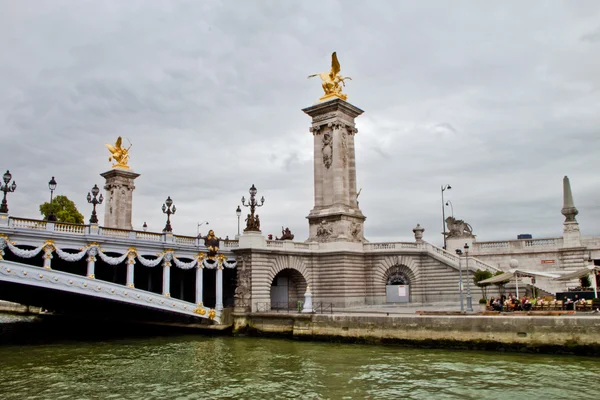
(0, 335), (599, 399)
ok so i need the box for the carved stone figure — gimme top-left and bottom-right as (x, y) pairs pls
(322, 132), (333, 169)
(445, 217), (474, 238)
(234, 255), (251, 311)
(105, 136), (132, 169)
(277, 227), (295, 241)
(349, 222), (361, 241)
(308, 52), (352, 102)
(316, 220), (334, 242)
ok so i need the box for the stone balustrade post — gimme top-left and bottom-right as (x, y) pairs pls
(195, 264), (204, 306)
(216, 264), (223, 311)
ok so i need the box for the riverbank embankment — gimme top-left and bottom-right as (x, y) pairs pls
(233, 312), (600, 355)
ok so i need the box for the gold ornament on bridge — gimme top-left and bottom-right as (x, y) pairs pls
(105, 136), (132, 169)
(308, 52), (352, 103)
(208, 309), (216, 320)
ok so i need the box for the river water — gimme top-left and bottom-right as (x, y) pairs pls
(1, 335), (599, 399)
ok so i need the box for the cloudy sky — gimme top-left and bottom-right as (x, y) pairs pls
(1, 1), (599, 245)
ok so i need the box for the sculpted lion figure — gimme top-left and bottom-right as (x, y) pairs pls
(445, 216), (474, 238)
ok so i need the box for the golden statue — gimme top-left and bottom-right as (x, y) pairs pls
(105, 136), (132, 169)
(308, 52), (352, 102)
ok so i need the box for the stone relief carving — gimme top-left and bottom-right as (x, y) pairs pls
(309, 125), (322, 136)
(564, 223), (580, 233)
(445, 216), (474, 239)
(316, 220), (334, 242)
(349, 222), (362, 241)
(322, 132), (333, 169)
(312, 112), (338, 123)
(234, 254), (251, 307)
(341, 128), (348, 168)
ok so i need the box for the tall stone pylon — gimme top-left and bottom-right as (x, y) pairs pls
(561, 175), (581, 248)
(100, 168), (140, 230)
(303, 98), (365, 244)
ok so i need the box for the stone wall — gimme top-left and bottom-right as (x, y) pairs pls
(234, 313), (600, 354)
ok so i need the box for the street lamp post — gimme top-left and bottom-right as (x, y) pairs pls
(236, 205), (241, 236)
(48, 177), (57, 222)
(441, 184), (451, 249)
(455, 249), (464, 312)
(162, 196), (176, 233)
(445, 200), (454, 218)
(143, 222), (148, 232)
(464, 243), (473, 312)
(241, 184), (265, 232)
(0, 170), (17, 214)
(197, 221), (209, 236)
(86, 184), (104, 224)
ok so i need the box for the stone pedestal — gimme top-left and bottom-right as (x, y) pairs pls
(238, 231), (266, 249)
(100, 168), (140, 230)
(303, 99), (365, 243)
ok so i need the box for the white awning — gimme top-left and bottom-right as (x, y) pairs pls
(554, 265), (600, 281)
(478, 268), (561, 284)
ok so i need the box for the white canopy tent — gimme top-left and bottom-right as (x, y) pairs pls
(554, 265), (600, 298)
(478, 269), (562, 298)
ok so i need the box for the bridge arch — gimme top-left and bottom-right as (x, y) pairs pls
(266, 255), (310, 310)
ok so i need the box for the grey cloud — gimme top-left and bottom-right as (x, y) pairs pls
(1, 0), (599, 245)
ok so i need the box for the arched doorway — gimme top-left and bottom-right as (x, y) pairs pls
(384, 265), (413, 303)
(270, 268), (307, 310)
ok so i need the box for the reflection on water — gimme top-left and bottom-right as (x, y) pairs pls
(0, 336), (598, 399)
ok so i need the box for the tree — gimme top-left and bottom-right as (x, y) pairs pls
(580, 275), (591, 289)
(473, 269), (493, 299)
(39, 195), (85, 224)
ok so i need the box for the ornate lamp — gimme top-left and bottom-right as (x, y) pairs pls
(162, 196), (176, 232)
(0, 170), (16, 214)
(241, 184), (265, 232)
(87, 184), (104, 224)
(48, 176), (57, 222)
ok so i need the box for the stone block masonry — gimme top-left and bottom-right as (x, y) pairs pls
(233, 313), (600, 355)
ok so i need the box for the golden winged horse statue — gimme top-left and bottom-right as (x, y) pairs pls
(105, 136), (132, 169)
(308, 52), (352, 102)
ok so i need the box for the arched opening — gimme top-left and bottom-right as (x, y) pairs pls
(270, 268), (307, 310)
(384, 265), (413, 303)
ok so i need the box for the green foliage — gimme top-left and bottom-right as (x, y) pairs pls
(39, 195), (84, 224)
(580, 275), (591, 288)
(479, 298), (488, 304)
(473, 269), (493, 299)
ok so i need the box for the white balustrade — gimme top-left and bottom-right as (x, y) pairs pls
(55, 223), (86, 234)
(135, 231), (162, 242)
(10, 218), (46, 231)
(100, 227), (130, 238)
(175, 235), (196, 245)
(266, 240), (284, 248)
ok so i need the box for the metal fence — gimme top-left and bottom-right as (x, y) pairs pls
(255, 302), (334, 314)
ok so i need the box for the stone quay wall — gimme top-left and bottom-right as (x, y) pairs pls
(233, 313), (600, 355)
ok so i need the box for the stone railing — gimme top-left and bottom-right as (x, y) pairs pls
(363, 242), (422, 251)
(472, 237), (563, 253)
(135, 231), (163, 242)
(9, 218), (46, 231)
(99, 227), (131, 239)
(1, 217), (236, 253)
(175, 235), (196, 246)
(222, 240), (239, 248)
(55, 223), (87, 235)
(266, 240), (284, 248)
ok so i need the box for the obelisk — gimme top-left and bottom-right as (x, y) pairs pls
(561, 175), (581, 248)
